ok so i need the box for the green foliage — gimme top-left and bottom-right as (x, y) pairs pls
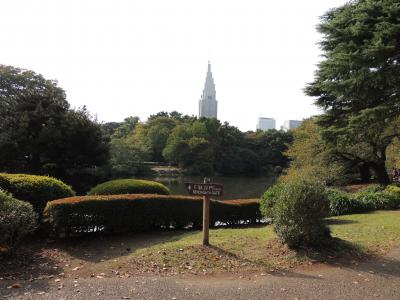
(104, 111), (292, 177)
(282, 118), (351, 185)
(268, 179), (331, 248)
(259, 184), (284, 220)
(354, 191), (400, 211)
(44, 195), (262, 237)
(358, 184), (385, 194)
(387, 138), (400, 170)
(306, 1), (400, 184)
(386, 185), (400, 195)
(88, 179), (170, 196)
(0, 66), (110, 184)
(326, 188), (363, 216)
(245, 129), (293, 173)
(0, 189), (37, 251)
(0, 173), (75, 218)
(109, 139), (150, 177)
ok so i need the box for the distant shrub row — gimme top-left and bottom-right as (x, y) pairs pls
(261, 183), (400, 220)
(88, 179), (170, 196)
(327, 185), (400, 216)
(44, 195), (262, 237)
(0, 173), (75, 218)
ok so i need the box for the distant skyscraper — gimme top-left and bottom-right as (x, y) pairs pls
(256, 117), (276, 131)
(282, 120), (302, 131)
(199, 61), (218, 119)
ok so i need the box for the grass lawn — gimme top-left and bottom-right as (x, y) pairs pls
(2, 210), (400, 279)
(119, 210), (400, 275)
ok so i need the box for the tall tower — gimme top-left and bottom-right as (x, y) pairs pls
(199, 61), (218, 119)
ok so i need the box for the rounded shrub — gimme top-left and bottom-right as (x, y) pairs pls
(88, 179), (170, 196)
(271, 178), (330, 248)
(260, 183), (284, 221)
(0, 189), (37, 251)
(0, 174), (75, 218)
(326, 188), (363, 216)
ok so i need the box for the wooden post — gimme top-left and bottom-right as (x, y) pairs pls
(202, 177), (210, 246)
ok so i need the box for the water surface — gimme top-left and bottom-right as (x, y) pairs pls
(148, 176), (276, 200)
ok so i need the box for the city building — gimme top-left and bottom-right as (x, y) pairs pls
(281, 120), (302, 131)
(199, 61), (218, 119)
(256, 117), (276, 131)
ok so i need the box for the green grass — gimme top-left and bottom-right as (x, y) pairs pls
(329, 210), (400, 252)
(122, 210), (400, 274)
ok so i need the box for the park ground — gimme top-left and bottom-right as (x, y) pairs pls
(1, 210), (400, 299)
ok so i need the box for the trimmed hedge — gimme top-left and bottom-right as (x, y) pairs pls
(0, 189), (37, 251)
(0, 173), (75, 218)
(88, 179), (170, 196)
(44, 195), (262, 237)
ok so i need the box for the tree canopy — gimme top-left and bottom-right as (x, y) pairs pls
(305, 0), (400, 184)
(0, 65), (109, 182)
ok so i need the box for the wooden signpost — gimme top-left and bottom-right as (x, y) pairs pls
(185, 178), (224, 246)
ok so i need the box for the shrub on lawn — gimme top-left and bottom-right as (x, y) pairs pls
(326, 188), (363, 216)
(259, 184), (284, 220)
(270, 178), (330, 248)
(0, 190), (37, 251)
(354, 191), (400, 211)
(88, 179), (170, 196)
(44, 195), (261, 237)
(0, 174), (75, 219)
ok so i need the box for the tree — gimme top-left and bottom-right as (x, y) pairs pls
(0, 65), (109, 180)
(112, 116), (139, 139)
(306, 0), (400, 184)
(282, 118), (351, 185)
(245, 129), (293, 173)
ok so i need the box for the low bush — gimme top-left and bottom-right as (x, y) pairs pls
(0, 190), (37, 251)
(358, 184), (385, 194)
(354, 191), (400, 211)
(88, 179), (170, 196)
(259, 184), (284, 220)
(0, 174), (75, 219)
(326, 188), (363, 216)
(266, 178), (330, 248)
(386, 185), (400, 195)
(44, 195), (262, 237)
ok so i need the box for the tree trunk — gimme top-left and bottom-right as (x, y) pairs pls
(358, 163), (371, 183)
(371, 162), (390, 185)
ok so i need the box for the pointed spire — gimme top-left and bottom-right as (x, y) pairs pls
(199, 61), (218, 118)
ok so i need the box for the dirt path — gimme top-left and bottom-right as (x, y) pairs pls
(2, 247), (400, 299)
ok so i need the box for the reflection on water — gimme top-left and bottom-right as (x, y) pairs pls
(146, 176), (276, 200)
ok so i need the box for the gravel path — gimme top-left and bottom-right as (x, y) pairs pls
(2, 248), (400, 300)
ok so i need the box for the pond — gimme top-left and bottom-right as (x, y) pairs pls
(147, 175), (276, 200)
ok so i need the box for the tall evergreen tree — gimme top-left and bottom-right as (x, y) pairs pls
(306, 0), (400, 183)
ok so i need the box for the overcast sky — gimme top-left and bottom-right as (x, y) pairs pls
(1, 0), (348, 131)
